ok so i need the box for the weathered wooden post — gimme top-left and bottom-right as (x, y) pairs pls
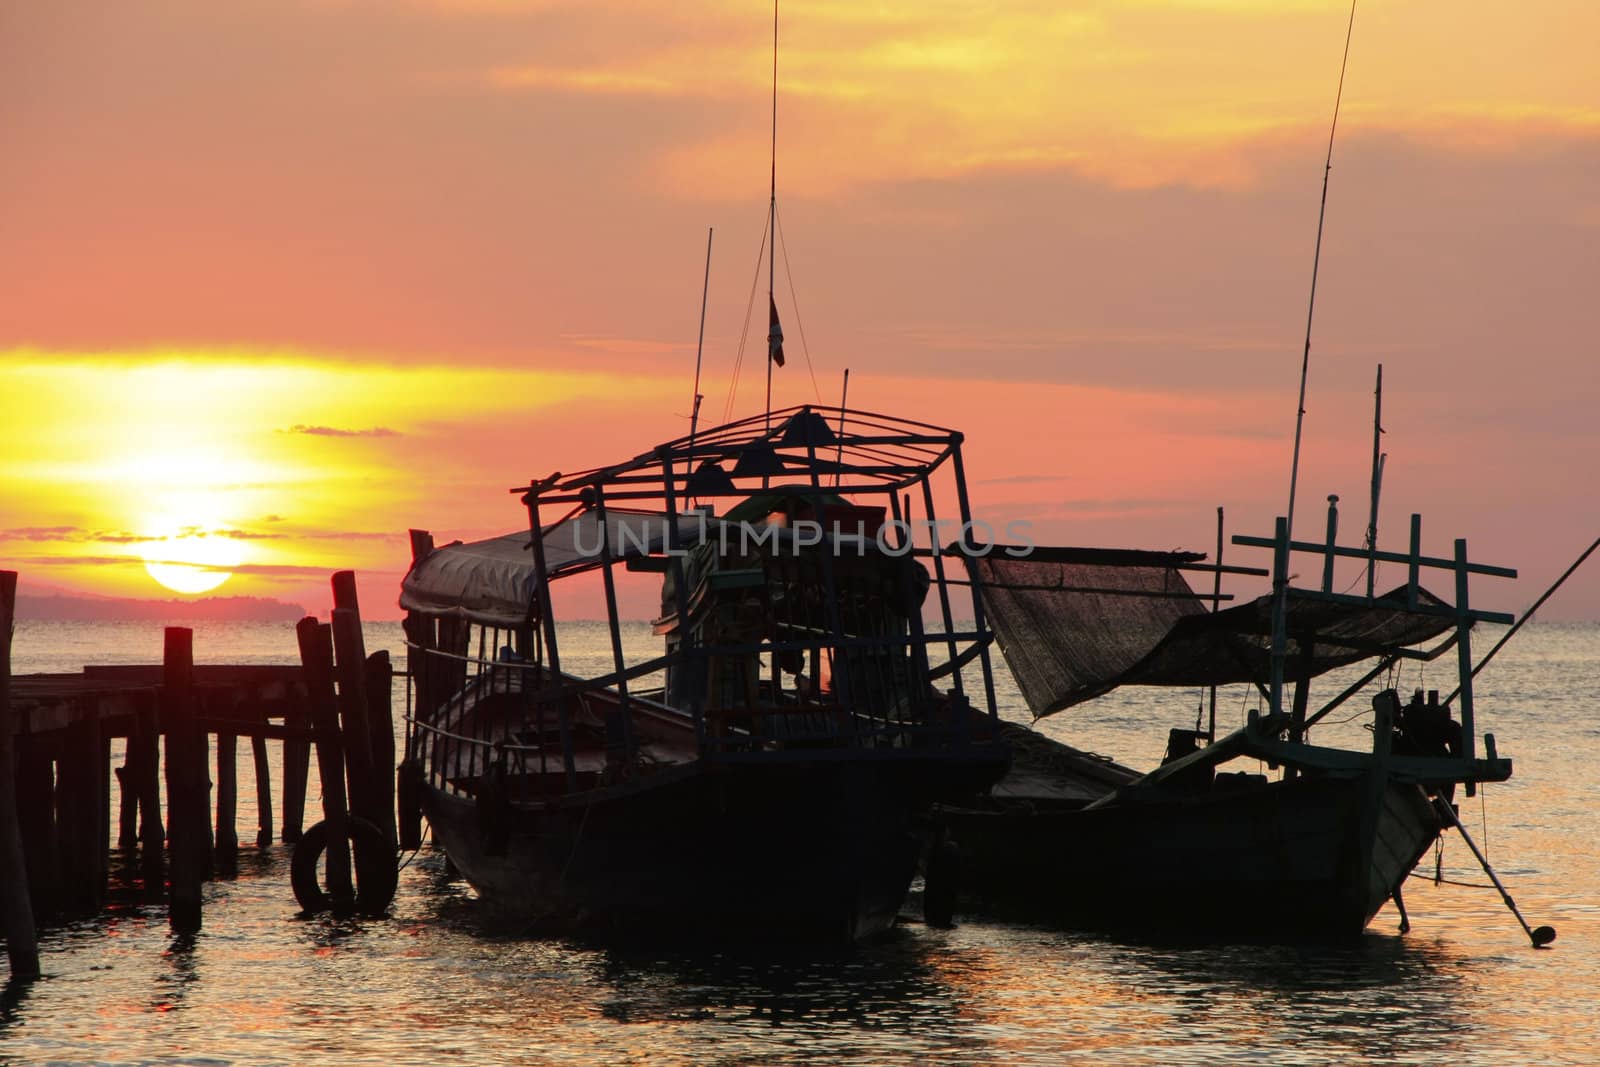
(296, 617), (352, 909)
(116, 759), (139, 850)
(280, 706), (310, 844)
(330, 606), (376, 824)
(0, 570), (41, 978)
(55, 710), (108, 914)
(251, 733), (274, 848)
(15, 737), (59, 912)
(214, 721), (239, 877)
(164, 627), (209, 934)
(365, 649), (398, 850)
(132, 688), (164, 897)
(331, 602), (386, 902)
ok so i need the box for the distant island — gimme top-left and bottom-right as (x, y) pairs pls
(17, 593), (308, 622)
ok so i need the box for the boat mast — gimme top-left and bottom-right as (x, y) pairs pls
(1366, 363), (1385, 599)
(1271, 0), (1357, 716)
(688, 227), (714, 458)
(765, 0), (778, 435)
(1284, 0), (1358, 544)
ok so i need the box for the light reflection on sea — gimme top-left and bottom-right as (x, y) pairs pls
(2, 620), (1596, 1065)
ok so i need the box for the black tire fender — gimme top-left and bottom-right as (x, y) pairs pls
(291, 816), (398, 916)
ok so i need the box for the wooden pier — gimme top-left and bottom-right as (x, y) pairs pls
(1, 570), (399, 980)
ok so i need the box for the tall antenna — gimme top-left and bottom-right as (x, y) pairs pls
(688, 227), (714, 458)
(764, 0), (779, 435)
(1285, 0), (1359, 541)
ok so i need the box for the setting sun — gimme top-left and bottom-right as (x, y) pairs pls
(138, 519), (246, 595)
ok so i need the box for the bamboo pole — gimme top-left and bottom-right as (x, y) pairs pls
(0, 570), (41, 978)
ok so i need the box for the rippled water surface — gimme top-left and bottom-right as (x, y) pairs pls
(4, 620), (1597, 1065)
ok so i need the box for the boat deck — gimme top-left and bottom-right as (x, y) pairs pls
(987, 721), (1141, 806)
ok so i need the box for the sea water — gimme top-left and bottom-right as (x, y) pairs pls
(2, 619), (1596, 1065)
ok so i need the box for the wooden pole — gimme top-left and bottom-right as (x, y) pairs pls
(330, 609), (374, 814)
(117, 698), (151, 850)
(133, 688), (164, 898)
(163, 626), (207, 934)
(279, 709), (310, 844)
(214, 724), (239, 877)
(1454, 538), (1478, 797)
(332, 600), (386, 896)
(56, 711), (107, 915)
(364, 650), (397, 849)
(116, 759), (139, 850)
(0, 570), (41, 978)
(1208, 506), (1223, 743)
(252, 734), (274, 848)
(296, 617), (352, 909)
(15, 736), (59, 914)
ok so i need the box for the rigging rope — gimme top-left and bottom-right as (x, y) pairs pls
(775, 203), (823, 404)
(722, 210), (772, 425)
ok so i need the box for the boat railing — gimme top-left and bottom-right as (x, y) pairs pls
(402, 623), (992, 804)
(1237, 501), (1517, 793)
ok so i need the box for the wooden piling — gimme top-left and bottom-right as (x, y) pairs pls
(15, 737), (59, 913)
(0, 569), (41, 978)
(252, 734), (274, 848)
(116, 759), (139, 850)
(365, 649), (398, 850)
(215, 725), (239, 877)
(330, 608), (376, 817)
(56, 711), (110, 914)
(132, 688), (164, 896)
(332, 603), (386, 896)
(296, 617), (352, 909)
(280, 706), (310, 844)
(164, 627), (209, 934)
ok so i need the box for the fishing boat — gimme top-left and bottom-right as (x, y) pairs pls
(397, 405), (1009, 942)
(937, 500), (1527, 940)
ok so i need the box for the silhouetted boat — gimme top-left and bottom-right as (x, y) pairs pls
(939, 504), (1519, 940)
(398, 406), (1007, 943)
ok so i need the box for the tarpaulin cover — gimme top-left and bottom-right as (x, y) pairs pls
(400, 509), (707, 627)
(974, 550), (1456, 718)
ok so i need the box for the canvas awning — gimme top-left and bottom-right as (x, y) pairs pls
(400, 508), (710, 627)
(974, 550), (1457, 718)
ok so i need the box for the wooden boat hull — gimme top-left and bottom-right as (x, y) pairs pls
(940, 773), (1444, 940)
(423, 750), (1006, 944)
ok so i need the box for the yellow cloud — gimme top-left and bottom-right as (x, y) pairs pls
(459, 0), (1599, 194)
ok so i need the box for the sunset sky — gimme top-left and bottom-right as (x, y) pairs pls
(2, 1), (1596, 619)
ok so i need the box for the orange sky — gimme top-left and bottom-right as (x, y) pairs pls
(2, 1), (1596, 619)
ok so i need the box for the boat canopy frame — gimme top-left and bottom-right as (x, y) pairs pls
(400, 405), (1006, 804)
